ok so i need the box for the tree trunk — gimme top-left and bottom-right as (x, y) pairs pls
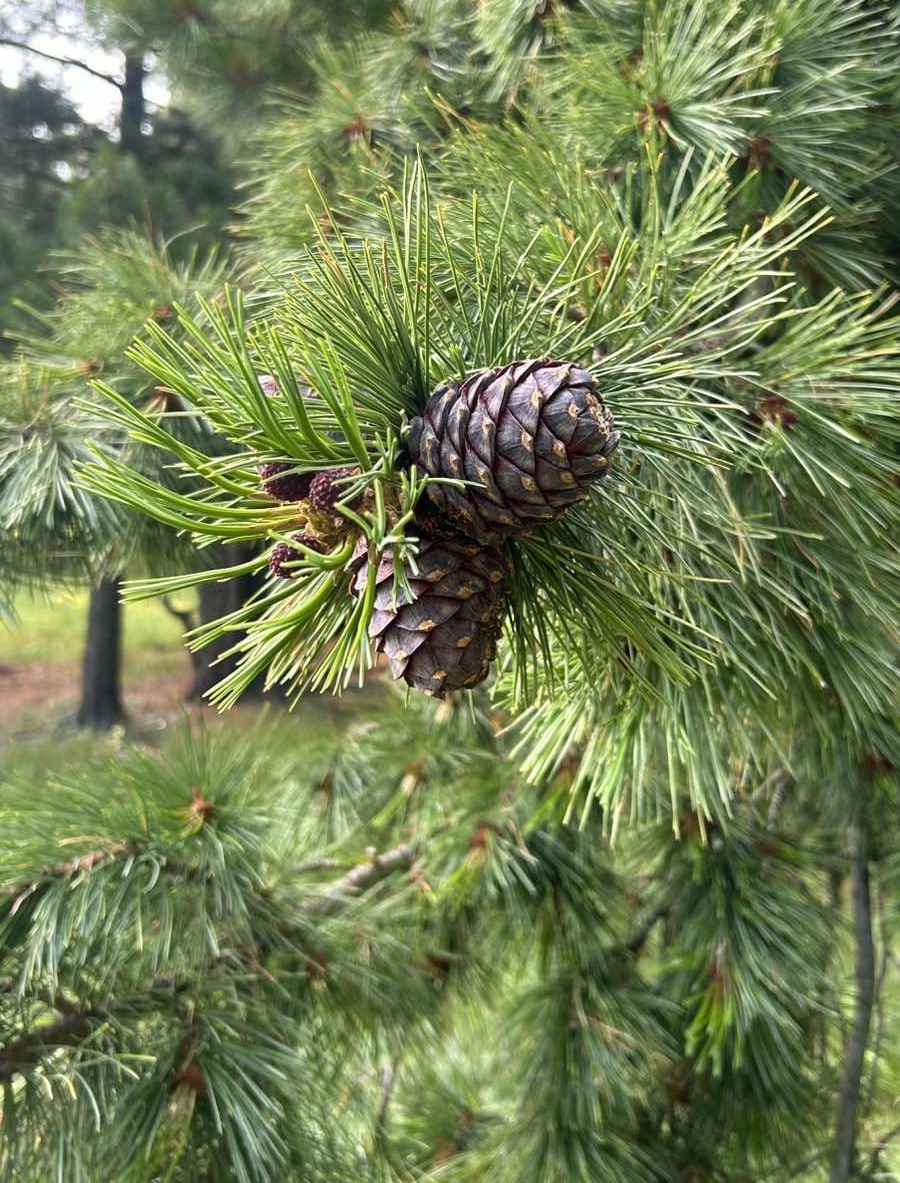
(186, 545), (272, 701)
(76, 577), (124, 730)
(187, 579), (242, 700)
(829, 820), (876, 1183)
(120, 54), (145, 157)
(71, 54), (143, 731)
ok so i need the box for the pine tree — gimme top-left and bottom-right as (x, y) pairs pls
(0, 1), (410, 722)
(0, 230), (229, 724)
(1, 2), (898, 1180)
(0, 76), (105, 337)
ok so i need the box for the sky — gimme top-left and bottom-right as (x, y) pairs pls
(0, 18), (168, 132)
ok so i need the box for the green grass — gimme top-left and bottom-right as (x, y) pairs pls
(0, 587), (198, 738)
(0, 587), (190, 677)
(1, 729), (119, 780)
(0, 581), (388, 754)
(0, 696), (373, 781)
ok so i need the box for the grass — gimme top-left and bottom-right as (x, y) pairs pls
(0, 582), (386, 759)
(0, 587), (195, 739)
(0, 587), (189, 677)
(0, 700), (362, 779)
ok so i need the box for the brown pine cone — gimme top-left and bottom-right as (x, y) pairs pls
(269, 533), (326, 578)
(407, 358), (619, 542)
(309, 467), (361, 515)
(349, 533), (509, 696)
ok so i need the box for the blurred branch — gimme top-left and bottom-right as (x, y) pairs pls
(624, 901), (670, 955)
(867, 1122), (900, 1177)
(766, 774), (789, 830)
(829, 821), (876, 1183)
(311, 844), (417, 916)
(0, 1007), (102, 1083)
(336, 845), (416, 893)
(862, 876), (891, 1120)
(0, 38), (124, 90)
(747, 767), (787, 809)
(376, 1051), (401, 1137)
(292, 857), (340, 874)
(160, 595), (198, 636)
(0, 977), (81, 1016)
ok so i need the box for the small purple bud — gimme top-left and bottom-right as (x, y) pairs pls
(309, 467), (360, 514)
(258, 461), (313, 502)
(269, 532), (326, 578)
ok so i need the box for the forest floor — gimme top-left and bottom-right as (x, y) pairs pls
(0, 588), (192, 742)
(0, 588), (382, 775)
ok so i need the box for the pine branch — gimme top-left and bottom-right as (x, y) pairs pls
(4, 837), (218, 919)
(7, 842), (129, 914)
(0, 978), (80, 1015)
(0, 38), (124, 91)
(4, 832), (417, 958)
(312, 844), (417, 916)
(0, 1007), (102, 1083)
(829, 820), (876, 1183)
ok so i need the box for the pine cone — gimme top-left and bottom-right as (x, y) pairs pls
(407, 359), (619, 542)
(349, 534), (509, 696)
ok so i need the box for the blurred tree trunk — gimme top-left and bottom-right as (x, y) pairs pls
(179, 545), (270, 701)
(75, 53), (145, 729)
(119, 55), (145, 157)
(187, 579), (244, 700)
(76, 577), (124, 729)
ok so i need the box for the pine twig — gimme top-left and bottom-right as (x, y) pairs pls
(828, 821), (876, 1183)
(0, 1008), (102, 1083)
(311, 844), (416, 916)
(0, 38), (124, 90)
